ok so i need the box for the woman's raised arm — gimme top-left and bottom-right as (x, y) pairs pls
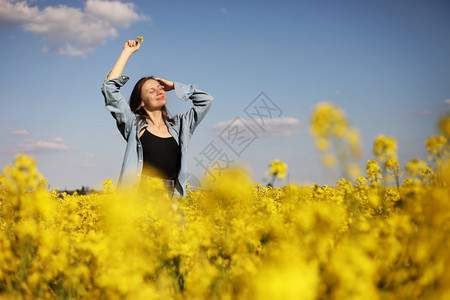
(106, 40), (140, 81)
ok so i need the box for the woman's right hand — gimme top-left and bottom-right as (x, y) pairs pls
(123, 39), (141, 54)
(105, 39), (141, 81)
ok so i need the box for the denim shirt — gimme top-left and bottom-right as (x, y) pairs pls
(101, 75), (213, 196)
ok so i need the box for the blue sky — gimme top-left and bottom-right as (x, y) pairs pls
(1, 0), (449, 190)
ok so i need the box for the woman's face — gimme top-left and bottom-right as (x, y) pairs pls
(140, 79), (167, 111)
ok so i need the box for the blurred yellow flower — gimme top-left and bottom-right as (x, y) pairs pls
(267, 159), (288, 180)
(310, 102), (348, 138)
(315, 137), (329, 151)
(2, 109), (450, 300)
(439, 113), (450, 139)
(137, 36), (144, 43)
(366, 160), (382, 182)
(426, 135), (446, 156)
(322, 154), (337, 167)
(309, 102), (361, 181)
(385, 157), (399, 169)
(373, 134), (397, 162)
(347, 163), (362, 179)
(405, 158), (428, 177)
(102, 179), (114, 193)
(346, 127), (362, 159)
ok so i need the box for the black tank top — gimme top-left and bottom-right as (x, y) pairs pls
(139, 130), (181, 180)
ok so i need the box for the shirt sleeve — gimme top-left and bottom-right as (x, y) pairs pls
(101, 75), (136, 140)
(174, 82), (214, 136)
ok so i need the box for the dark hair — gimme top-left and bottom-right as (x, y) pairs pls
(129, 76), (173, 126)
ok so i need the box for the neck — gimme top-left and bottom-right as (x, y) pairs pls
(146, 109), (164, 126)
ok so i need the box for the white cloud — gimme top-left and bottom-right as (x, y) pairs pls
(0, 0), (38, 26)
(13, 137), (73, 153)
(52, 137), (64, 142)
(0, 0), (148, 57)
(220, 8), (227, 14)
(10, 129), (30, 135)
(85, 0), (146, 27)
(213, 117), (303, 139)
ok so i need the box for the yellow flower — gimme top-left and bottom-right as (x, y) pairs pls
(426, 135), (446, 156)
(3, 119), (450, 300)
(345, 127), (362, 159)
(373, 134), (397, 162)
(309, 102), (361, 180)
(385, 157), (399, 169)
(405, 158), (428, 177)
(267, 159), (288, 180)
(439, 113), (450, 139)
(137, 36), (144, 43)
(315, 137), (329, 151)
(102, 179), (114, 193)
(347, 163), (362, 179)
(310, 102), (348, 138)
(366, 160), (382, 182)
(322, 154), (337, 167)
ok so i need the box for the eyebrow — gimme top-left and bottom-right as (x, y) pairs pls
(147, 85), (163, 92)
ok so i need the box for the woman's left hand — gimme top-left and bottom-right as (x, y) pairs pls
(156, 78), (174, 91)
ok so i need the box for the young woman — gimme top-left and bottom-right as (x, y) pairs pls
(102, 39), (213, 196)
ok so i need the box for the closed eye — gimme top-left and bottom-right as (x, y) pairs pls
(148, 85), (163, 94)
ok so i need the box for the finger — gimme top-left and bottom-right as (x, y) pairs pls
(155, 78), (172, 90)
(155, 78), (170, 85)
(155, 78), (165, 86)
